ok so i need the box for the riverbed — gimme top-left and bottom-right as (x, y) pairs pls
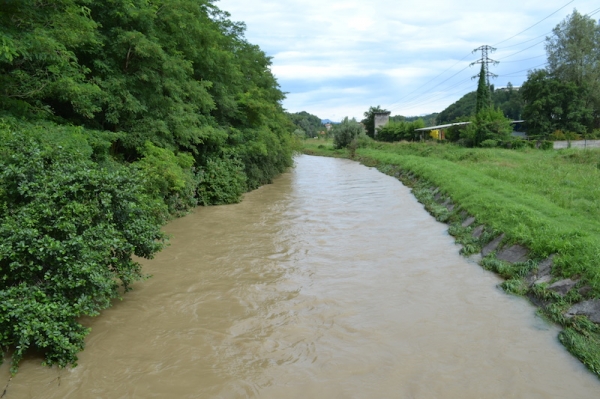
(2, 155), (599, 398)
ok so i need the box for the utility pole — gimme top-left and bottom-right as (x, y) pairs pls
(470, 45), (499, 85)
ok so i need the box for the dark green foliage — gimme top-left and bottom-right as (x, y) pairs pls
(197, 157), (247, 205)
(376, 119), (425, 142)
(522, 70), (594, 139)
(390, 114), (438, 127)
(438, 85), (523, 124)
(522, 10), (600, 137)
(461, 107), (513, 147)
(0, 122), (166, 373)
(287, 111), (324, 138)
(332, 117), (365, 149)
(493, 83), (524, 121)
(475, 63), (491, 114)
(0, 0), (102, 118)
(0, 0), (295, 373)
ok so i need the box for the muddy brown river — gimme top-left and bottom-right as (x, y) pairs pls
(2, 154), (600, 398)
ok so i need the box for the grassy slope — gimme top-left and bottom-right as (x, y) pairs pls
(303, 139), (600, 376)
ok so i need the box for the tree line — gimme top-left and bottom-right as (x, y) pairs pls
(0, 0), (295, 373)
(359, 10), (600, 147)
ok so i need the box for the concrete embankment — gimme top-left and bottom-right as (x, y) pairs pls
(360, 158), (600, 379)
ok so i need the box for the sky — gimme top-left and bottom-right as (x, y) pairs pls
(217, 0), (600, 122)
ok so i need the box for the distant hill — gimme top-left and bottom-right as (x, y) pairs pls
(390, 113), (438, 127)
(321, 119), (339, 124)
(437, 84), (523, 124)
(287, 111), (325, 138)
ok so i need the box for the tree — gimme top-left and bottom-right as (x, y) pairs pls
(0, 122), (166, 373)
(437, 87), (522, 124)
(361, 105), (389, 138)
(521, 69), (593, 138)
(545, 9), (600, 129)
(287, 111), (323, 138)
(521, 10), (599, 137)
(0, 0), (296, 373)
(461, 107), (512, 147)
(475, 63), (491, 114)
(332, 117), (365, 149)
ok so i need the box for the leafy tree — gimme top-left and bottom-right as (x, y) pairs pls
(545, 9), (600, 129)
(0, 0), (296, 373)
(361, 105), (389, 138)
(0, 0), (102, 117)
(461, 107), (512, 147)
(475, 63), (491, 114)
(493, 83), (524, 120)
(376, 119), (425, 142)
(521, 10), (599, 137)
(332, 117), (365, 149)
(521, 69), (593, 138)
(0, 121), (166, 373)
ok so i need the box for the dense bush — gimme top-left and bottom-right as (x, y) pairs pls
(0, 123), (166, 373)
(134, 142), (199, 217)
(461, 107), (512, 147)
(197, 157), (247, 205)
(375, 119), (425, 142)
(332, 117), (366, 149)
(0, 0), (297, 374)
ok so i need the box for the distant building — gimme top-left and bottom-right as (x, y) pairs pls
(374, 112), (391, 137)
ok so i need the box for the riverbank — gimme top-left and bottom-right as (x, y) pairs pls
(303, 139), (600, 378)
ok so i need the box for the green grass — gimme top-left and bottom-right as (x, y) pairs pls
(302, 139), (600, 377)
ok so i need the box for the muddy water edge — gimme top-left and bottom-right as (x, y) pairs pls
(1, 154), (600, 398)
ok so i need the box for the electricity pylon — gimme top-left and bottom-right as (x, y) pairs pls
(470, 45), (499, 86)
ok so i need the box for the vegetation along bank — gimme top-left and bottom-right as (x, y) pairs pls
(304, 139), (600, 378)
(0, 1), (296, 373)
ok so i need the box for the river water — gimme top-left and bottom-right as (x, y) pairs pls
(2, 155), (599, 398)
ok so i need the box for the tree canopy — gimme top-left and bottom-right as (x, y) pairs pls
(522, 10), (600, 137)
(287, 111), (324, 138)
(0, 0), (295, 372)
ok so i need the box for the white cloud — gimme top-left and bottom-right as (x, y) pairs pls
(218, 0), (599, 120)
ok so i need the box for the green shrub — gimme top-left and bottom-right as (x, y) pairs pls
(480, 139), (498, 148)
(461, 107), (512, 147)
(197, 157), (247, 205)
(0, 129), (166, 373)
(133, 142), (198, 217)
(332, 117), (365, 149)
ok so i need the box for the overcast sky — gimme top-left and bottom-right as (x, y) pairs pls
(217, 0), (600, 121)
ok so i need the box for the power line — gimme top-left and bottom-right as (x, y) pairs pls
(492, 0), (574, 47)
(499, 63), (548, 77)
(391, 79), (474, 114)
(500, 54), (546, 63)
(384, 52), (473, 110)
(385, 4), (600, 116)
(496, 39), (546, 60)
